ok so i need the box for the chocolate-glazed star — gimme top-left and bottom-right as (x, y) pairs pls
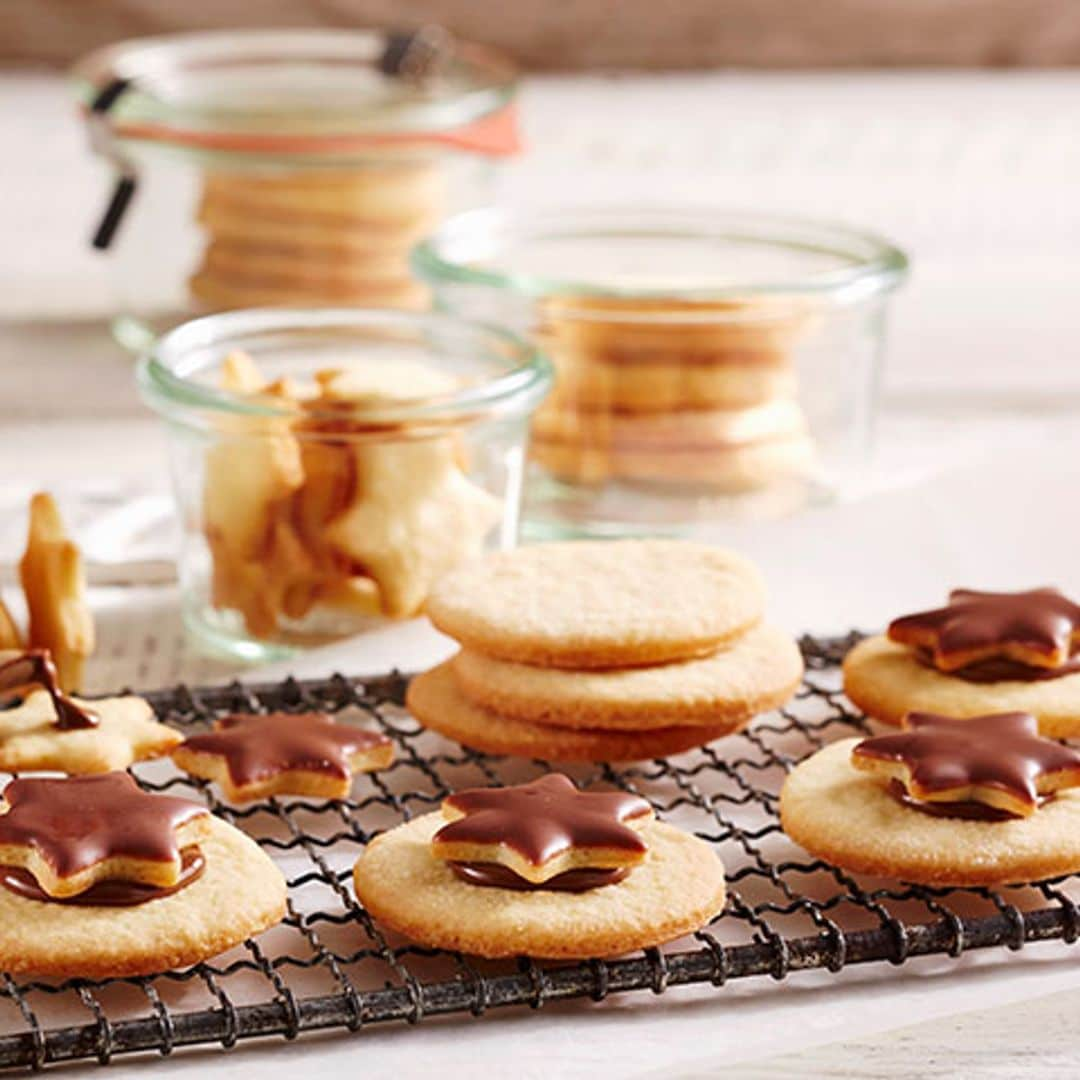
(172, 712), (394, 802)
(431, 774), (653, 885)
(888, 588), (1080, 675)
(0, 772), (210, 898)
(852, 711), (1080, 819)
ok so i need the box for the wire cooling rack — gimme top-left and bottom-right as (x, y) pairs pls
(2, 632), (1079, 1072)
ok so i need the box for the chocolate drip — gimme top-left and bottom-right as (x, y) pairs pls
(435, 774), (651, 866)
(0, 650), (96, 729)
(449, 861), (629, 892)
(1, 847), (205, 906)
(855, 711), (1080, 815)
(889, 588), (1080, 672)
(0, 773), (207, 879)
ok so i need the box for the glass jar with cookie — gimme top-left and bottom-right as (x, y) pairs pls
(138, 308), (551, 661)
(414, 207), (908, 536)
(73, 28), (519, 351)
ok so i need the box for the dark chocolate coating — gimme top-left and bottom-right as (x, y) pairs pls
(890, 588), (1080, 673)
(435, 774), (651, 866)
(180, 712), (391, 787)
(914, 649), (1080, 683)
(855, 711), (1080, 812)
(1, 847), (205, 906)
(449, 861), (630, 891)
(0, 772), (207, 878)
(0, 650), (97, 729)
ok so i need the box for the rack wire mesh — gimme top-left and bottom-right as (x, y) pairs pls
(2, 632), (1079, 1072)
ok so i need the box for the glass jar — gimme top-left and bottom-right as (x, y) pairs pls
(414, 207), (909, 538)
(72, 29), (519, 351)
(138, 308), (551, 662)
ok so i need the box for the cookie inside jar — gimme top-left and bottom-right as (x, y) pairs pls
(138, 308), (551, 661)
(414, 206), (908, 536)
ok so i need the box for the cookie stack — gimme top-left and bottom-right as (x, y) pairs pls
(529, 296), (816, 491)
(188, 160), (445, 311)
(408, 539), (803, 761)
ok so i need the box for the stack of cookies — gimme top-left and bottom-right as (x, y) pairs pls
(408, 539), (803, 761)
(188, 160), (444, 311)
(530, 296), (817, 491)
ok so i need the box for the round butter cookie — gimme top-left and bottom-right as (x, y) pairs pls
(542, 342), (798, 412)
(407, 662), (730, 761)
(189, 268), (428, 311)
(780, 738), (1080, 885)
(0, 815), (286, 978)
(450, 622), (802, 730)
(843, 635), (1080, 738)
(353, 811), (725, 958)
(532, 432), (815, 490)
(425, 539), (765, 669)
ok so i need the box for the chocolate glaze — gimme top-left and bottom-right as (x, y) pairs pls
(854, 711), (1080, 813)
(889, 588), (1080, 672)
(180, 712), (391, 787)
(1, 847), (205, 906)
(0, 650), (97, 729)
(449, 861), (630, 891)
(885, 779), (1039, 822)
(435, 774), (651, 867)
(914, 647), (1080, 683)
(0, 772), (207, 879)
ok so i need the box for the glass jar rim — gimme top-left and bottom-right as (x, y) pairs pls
(412, 206), (909, 311)
(137, 307), (552, 428)
(72, 29), (518, 159)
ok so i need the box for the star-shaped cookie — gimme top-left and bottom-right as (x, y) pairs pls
(0, 687), (182, 774)
(0, 772), (211, 898)
(889, 588), (1080, 673)
(171, 711), (394, 802)
(325, 438), (501, 618)
(431, 774), (654, 884)
(852, 711), (1080, 818)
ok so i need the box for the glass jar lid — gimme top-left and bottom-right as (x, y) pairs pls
(413, 206), (909, 311)
(72, 29), (518, 160)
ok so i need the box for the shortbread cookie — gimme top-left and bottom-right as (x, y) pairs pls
(0, 687), (181, 774)
(326, 438), (502, 618)
(537, 295), (814, 366)
(190, 268), (428, 311)
(843, 635), (1080, 738)
(19, 493), (94, 690)
(532, 431), (815, 489)
(543, 348), (798, 411)
(0, 774), (285, 977)
(407, 662), (730, 760)
(780, 737), (1080, 885)
(172, 711), (393, 802)
(450, 622), (802, 730)
(426, 539), (765, 669)
(354, 812), (725, 958)
(198, 164), (446, 229)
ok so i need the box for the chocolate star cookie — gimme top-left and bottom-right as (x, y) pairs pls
(0, 651), (182, 774)
(852, 711), (1080, 819)
(431, 774), (653, 886)
(0, 772), (287, 978)
(353, 773), (725, 958)
(172, 711), (394, 801)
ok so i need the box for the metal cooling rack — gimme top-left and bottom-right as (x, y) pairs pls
(2, 632), (1079, 1072)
